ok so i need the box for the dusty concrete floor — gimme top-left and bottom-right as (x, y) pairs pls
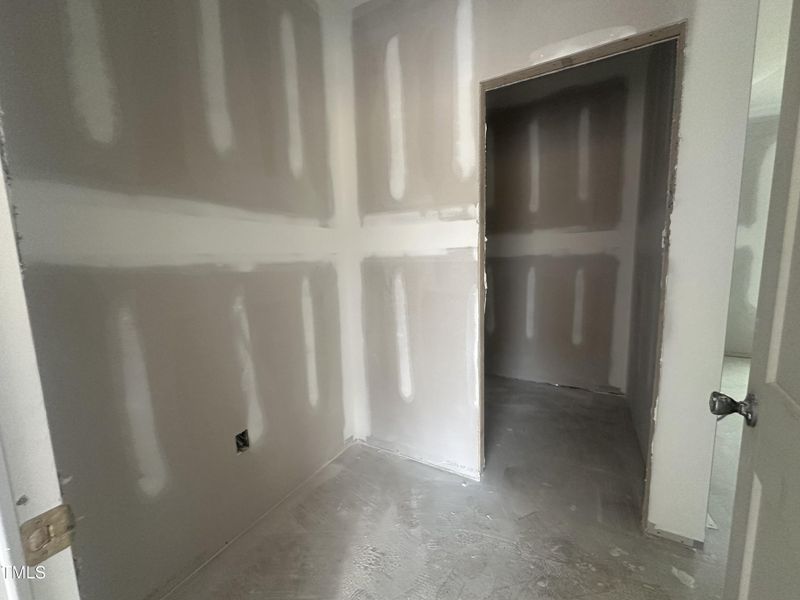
(168, 376), (734, 600)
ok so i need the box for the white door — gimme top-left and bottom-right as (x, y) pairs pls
(723, 2), (800, 598)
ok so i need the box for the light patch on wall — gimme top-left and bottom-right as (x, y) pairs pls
(232, 293), (265, 445)
(198, 0), (234, 154)
(529, 118), (541, 213)
(485, 265), (495, 334)
(114, 302), (168, 498)
(65, 0), (117, 144)
(280, 11), (304, 179)
(577, 105), (591, 203)
(525, 266), (536, 339)
(385, 35), (407, 201)
(393, 270), (413, 401)
(453, 0), (476, 179)
(301, 275), (320, 408)
(572, 267), (585, 346)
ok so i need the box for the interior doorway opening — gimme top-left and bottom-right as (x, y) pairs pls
(480, 28), (681, 538)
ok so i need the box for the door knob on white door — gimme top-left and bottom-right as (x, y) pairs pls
(709, 391), (758, 426)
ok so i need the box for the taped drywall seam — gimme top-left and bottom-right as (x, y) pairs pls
(14, 179), (338, 268)
(529, 118), (541, 213)
(393, 270), (414, 401)
(385, 35), (406, 200)
(114, 301), (168, 498)
(65, 0), (117, 144)
(577, 105), (591, 203)
(525, 266), (536, 339)
(319, 2), (369, 440)
(232, 292), (266, 445)
(572, 267), (585, 346)
(300, 275), (320, 407)
(280, 11), (304, 178)
(198, 0), (234, 154)
(454, 0), (476, 179)
(486, 229), (623, 258)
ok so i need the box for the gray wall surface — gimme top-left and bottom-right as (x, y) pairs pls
(362, 251), (480, 475)
(351, 0), (482, 477)
(353, 0), (474, 217)
(484, 54), (646, 393)
(487, 254), (620, 390)
(23, 264), (344, 599)
(484, 43), (676, 452)
(1, 0), (334, 218)
(0, 1), (347, 599)
(0, 0), (762, 588)
(348, 0), (759, 545)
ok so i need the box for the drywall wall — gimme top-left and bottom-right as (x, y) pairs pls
(483, 40), (676, 457)
(724, 0), (793, 358)
(351, 0), (481, 478)
(0, 6), (760, 591)
(349, 0), (758, 545)
(353, 0), (476, 219)
(0, 1), (351, 599)
(484, 51), (650, 392)
(362, 252), (479, 475)
(22, 264), (345, 600)
(626, 43), (678, 460)
(487, 254), (620, 390)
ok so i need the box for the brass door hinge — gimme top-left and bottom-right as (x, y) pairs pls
(20, 504), (75, 566)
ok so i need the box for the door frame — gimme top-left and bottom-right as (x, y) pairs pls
(477, 22), (687, 532)
(0, 142), (81, 597)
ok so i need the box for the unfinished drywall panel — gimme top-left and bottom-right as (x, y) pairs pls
(487, 79), (627, 234)
(349, 0), (757, 545)
(349, 0), (481, 479)
(22, 262), (344, 600)
(0, 0), (334, 220)
(486, 255), (619, 390)
(0, 1), (353, 598)
(484, 49), (651, 392)
(353, 0), (476, 217)
(362, 250), (480, 478)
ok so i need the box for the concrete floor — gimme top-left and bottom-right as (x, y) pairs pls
(167, 373), (744, 600)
